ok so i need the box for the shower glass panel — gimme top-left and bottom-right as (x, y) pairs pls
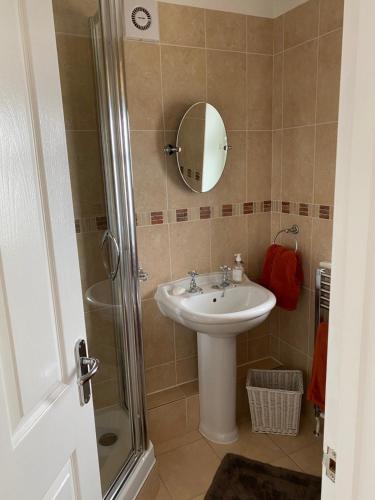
(52, 0), (147, 498)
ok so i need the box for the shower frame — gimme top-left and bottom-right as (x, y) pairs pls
(91, 0), (149, 498)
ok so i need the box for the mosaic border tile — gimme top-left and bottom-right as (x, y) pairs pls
(75, 201), (334, 233)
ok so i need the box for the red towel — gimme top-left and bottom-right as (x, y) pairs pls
(260, 244), (303, 311)
(307, 322), (329, 410)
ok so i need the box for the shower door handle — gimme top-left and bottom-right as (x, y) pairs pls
(101, 230), (120, 280)
(75, 339), (100, 405)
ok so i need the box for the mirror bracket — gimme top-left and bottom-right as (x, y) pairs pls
(164, 144), (182, 156)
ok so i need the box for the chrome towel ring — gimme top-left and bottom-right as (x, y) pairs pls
(273, 224), (299, 252)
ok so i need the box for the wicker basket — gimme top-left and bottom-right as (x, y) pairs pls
(246, 369), (304, 436)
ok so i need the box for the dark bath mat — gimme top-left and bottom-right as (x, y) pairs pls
(205, 453), (321, 500)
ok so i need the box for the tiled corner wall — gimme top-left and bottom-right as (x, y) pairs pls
(126, 2), (277, 398)
(269, 0), (343, 378)
(52, 0), (120, 410)
(52, 0), (343, 419)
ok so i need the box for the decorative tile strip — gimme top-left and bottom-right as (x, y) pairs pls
(151, 211), (164, 225)
(243, 202), (254, 214)
(75, 200), (334, 233)
(263, 200), (272, 212)
(176, 208), (188, 222)
(96, 215), (108, 230)
(299, 203), (309, 216)
(319, 205), (330, 220)
(282, 201), (290, 214)
(222, 204), (233, 217)
(200, 206), (211, 219)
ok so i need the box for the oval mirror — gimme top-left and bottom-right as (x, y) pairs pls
(175, 103), (229, 193)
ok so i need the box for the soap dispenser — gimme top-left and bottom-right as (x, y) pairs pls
(232, 253), (244, 283)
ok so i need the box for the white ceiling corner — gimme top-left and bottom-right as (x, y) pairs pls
(158, 0), (309, 18)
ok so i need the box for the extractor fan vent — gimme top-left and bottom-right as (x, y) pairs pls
(131, 6), (152, 31)
(125, 1), (160, 41)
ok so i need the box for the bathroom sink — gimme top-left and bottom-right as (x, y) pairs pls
(155, 272), (276, 336)
(85, 280), (120, 320)
(155, 272), (276, 445)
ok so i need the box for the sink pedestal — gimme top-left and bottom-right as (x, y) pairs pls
(197, 332), (238, 444)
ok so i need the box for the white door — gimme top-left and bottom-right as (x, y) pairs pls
(322, 0), (375, 498)
(0, 0), (102, 499)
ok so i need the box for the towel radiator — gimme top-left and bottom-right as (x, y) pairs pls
(313, 263), (331, 437)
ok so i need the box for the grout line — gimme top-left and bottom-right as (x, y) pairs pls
(273, 25), (343, 56)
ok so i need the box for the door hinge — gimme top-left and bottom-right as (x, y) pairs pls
(323, 446), (336, 483)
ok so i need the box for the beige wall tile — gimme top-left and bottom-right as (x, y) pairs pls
(142, 299), (174, 368)
(161, 45), (206, 131)
(147, 386), (185, 410)
(170, 220), (211, 280)
(317, 29), (343, 124)
(237, 338), (248, 365)
(176, 357), (198, 384)
(165, 131), (213, 209)
(248, 213), (271, 280)
(207, 50), (246, 130)
(76, 232), (107, 295)
(283, 40), (318, 127)
(154, 430), (202, 457)
(272, 54), (283, 130)
(273, 16), (284, 54)
(66, 131), (105, 218)
(125, 42), (163, 130)
(148, 399), (187, 444)
(284, 0), (319, 49)
(145, 363), (176, 394)
(210, 216), (249, 272)
(186, 395), (200, 431)
(282, 126), (315, 203)
(314, 123), (338, 205)
(279, 213), (313, 287)
(279, 341), (309, 378)
(131, 131), (167, 212)
(272, 131), (283, 200)
(270, 334), (280, 359)
(248, 335), (270, 361)
(212, 131), (246, 205)
(175, 324), (197, 360)
(247, 16), (273, 54)
(279, 288), (311, 353)
(311, 218), (333, 288)
(159, 3), (205, 47)
(56, 34), (97, 131)
(52, 0), (97, 36)
(137, 224), (171, 300)
(319, 0), (345, 35)
(206, 10), (246, 51)
(247, 131), (272, 201)
(247, 54), (273, 130)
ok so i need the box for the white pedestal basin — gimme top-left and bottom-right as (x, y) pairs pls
(155, 272), (276, 443)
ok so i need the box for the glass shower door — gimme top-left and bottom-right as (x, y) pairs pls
(51, 0), (147, 497)
(90, 1), (148, 498)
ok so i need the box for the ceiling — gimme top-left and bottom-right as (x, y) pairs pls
(158, 0), (309, 18)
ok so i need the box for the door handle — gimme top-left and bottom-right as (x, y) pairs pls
(75, 339), (100, 405)
(101, 229), (120, 280)
(79, 357), (100, 385)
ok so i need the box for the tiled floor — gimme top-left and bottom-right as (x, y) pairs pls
(153, 411), (323, 500)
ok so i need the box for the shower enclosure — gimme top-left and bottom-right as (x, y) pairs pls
(52, 0), (150, 497)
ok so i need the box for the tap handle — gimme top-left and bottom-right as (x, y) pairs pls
(220, 265), (231, 272)
(188, 270), (199, 278)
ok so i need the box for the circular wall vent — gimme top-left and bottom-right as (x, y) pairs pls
(131, 6), (152, 31)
